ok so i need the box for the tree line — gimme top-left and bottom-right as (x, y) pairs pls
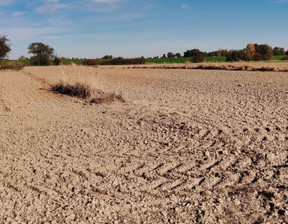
(155, 44), (288, 62)
(0, 34), (288, 66)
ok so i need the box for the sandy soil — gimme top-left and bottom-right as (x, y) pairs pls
(0, 65), (287, 223)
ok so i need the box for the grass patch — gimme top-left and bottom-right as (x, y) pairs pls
(272, 55), (286, 61)
(51, 81), (125, 104)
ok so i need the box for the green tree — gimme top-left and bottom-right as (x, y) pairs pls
(273, 47), (285, 55)
(184, 49), (206, 58)
(175, 53), (181, 58)
(226, 50), (247, 62)
(28, 42), (54, 65)
(167, 52), (176, 58)
(102, 55), (113, 59)
(0, 35), (11, 62)
(257, 44), (273, 61)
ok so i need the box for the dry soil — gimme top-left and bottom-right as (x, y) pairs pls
(0, 65), (287, 223)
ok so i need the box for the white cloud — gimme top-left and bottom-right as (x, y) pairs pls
(35, 0), (71, 14)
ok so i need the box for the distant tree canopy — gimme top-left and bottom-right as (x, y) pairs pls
(18, 55), (28, 60)
(28, 42), (55, 66)
(226, 43), (273, 62)
(166, 52), (181, 58)
(208, 49), (228, 57)
(226, 50), (247, 62)
(0, 35), (11, 62)
(273, 47), (285, 55)
(102, 55), (113, 59)
(184, 49), (206, 58)
(167, 52), (175, 58)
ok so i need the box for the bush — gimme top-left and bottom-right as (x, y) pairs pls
(51, 81), (125, 104)
(53, 57), (61, 65)
(100, 57), (145, 65)
(30, 55), (52, 66)
(1, 61), (24, 70)
(82, 59), (98, 66)
(191, 54), (205, 63)
(282, 55), (288, 61)
(52, 82), (91, 99)
(226, 50), (247, 62)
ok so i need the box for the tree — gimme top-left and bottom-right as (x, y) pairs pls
(184, 49), (205, 58)
(226, 50), (247, 62)
(102, 55), (113, 59)
(0, 35), (11, 62)
(18, 55), (28, 60)
(175, 53), (181, 58)
(246, 43), (257, 61)
(257, 44), (273, 61)
(191, 54), (205, 63)
(167, 52), (176, 58)
(273, 47), (285, 55)
(28, 42), (54, 65)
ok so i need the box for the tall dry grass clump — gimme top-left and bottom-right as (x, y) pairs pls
(51, 64), (125, 104)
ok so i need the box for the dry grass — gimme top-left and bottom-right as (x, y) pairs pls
(126, 62), (288, 72)
(51, 81), (92, 99)
(50, 65), (125, 104)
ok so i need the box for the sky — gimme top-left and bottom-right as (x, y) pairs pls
(0, 0), (288, 59)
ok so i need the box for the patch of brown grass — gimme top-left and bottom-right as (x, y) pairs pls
(52, 81), (91, 99)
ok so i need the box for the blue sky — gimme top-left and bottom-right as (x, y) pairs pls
(1, 0), (288, 59)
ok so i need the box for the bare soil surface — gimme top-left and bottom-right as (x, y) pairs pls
(0, 65), (287, 223)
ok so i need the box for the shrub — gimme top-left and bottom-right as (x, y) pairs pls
(282, 55), (288, 61)
(51, 81), (125, 104)
(82, 59), (98, 66)
(226, 50), (247, 62)
(52, 82), (91, 99)
(1, 61), (24, 70)
(191, 54), (205, 63)
(100, 57), (145, 65)
(30, 55), (52, 66)
(53, 57), (61, 66)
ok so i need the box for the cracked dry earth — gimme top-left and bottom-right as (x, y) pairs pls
(0, 66), (287, 223)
